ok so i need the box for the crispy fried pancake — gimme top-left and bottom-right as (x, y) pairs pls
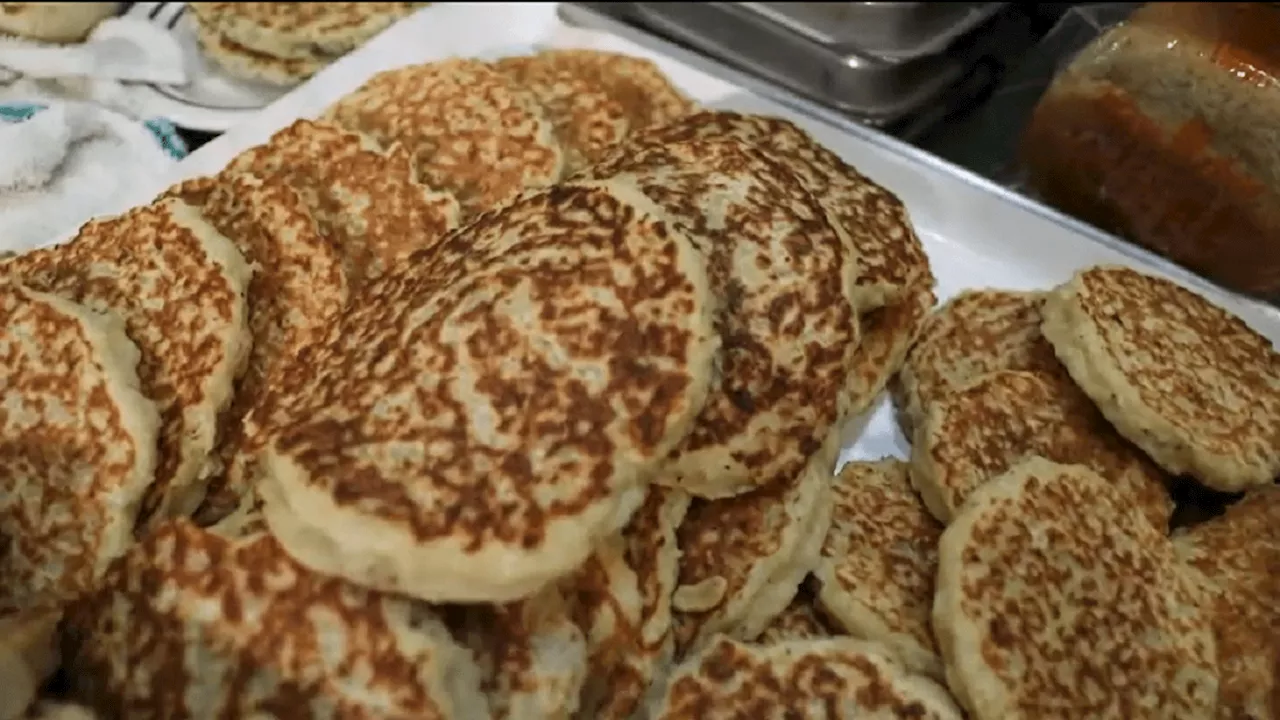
(225, 119), (461, 280)
(189, 2), (421, 61)
(0, 281), (158, 612)
(911, 369), (1173, 529)
(892, 290), (1063, 436)
(671, 451), (831, 655)
(256, 182), (718, 603)
(168, 123), (455, 515)
(191, 173), (351, 525)
(934, 457), (1218, 719)
(735, 482), (834, 643)
(1042, 265), (1280, 492)
(64, 519), (488, 718)
(592, 110), (934, 308)
(495, 50), (694, 173)
(3, 200), (251, 525)
(649, 637), (963, 719)
(755, 587), (835, 644)
(1174, 486), (1280, 720)
(846, 286), (936, 422)
(576, 134), (863, 498)
(571, 486), (690, 720)
(154, 175), (219, 207)
(598, 113), (936, 424)
(814, 460), (944, 679)
(445, 587), (587, 720)
(193, 17), (325, 86)
(323, 59), (563, 216)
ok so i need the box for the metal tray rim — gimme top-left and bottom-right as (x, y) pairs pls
(737, 1), (1008, 60)
(627, 1), (967, 123)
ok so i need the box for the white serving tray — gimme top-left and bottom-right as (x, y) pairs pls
(127, 2), (1280, 463)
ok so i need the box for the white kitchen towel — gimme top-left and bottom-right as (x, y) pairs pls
(0, 16), (186, 83)
(0, 15), (188, 119)
(0, 100), (184, 255)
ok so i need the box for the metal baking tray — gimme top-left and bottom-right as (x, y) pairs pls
(626, 1), (969, 126)
(739, 2), (1007, 62)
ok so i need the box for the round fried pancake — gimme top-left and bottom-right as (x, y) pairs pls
(934, 457), (1218, 719)
(189, 2), (421, 61)
(845, 286), (937, 424)
(256, 182), (718, 603)
(911, 369), (1173, 529)
(323, 58), (563, 216)
(594, 115), (939, 427)
(813, 460), (944, 679)
(1041, 265), (1280, 492)
(891, 290), (1064, 437)
(63, 519), (488, 718)
(756, 586), (836, 644)
(649, 636), (963, 719)
(495, 49), (695, 173)
(1173, 486), (1280, 720)
(570, 485), (691, 720)
(191, 172), (351, 525)
(154, 175), (218, 207)
(194, 18), (326, 86)
(444, 587), (586, 720)
(575, 135), (864, 498)
(3, 199), (252, 526)
(671, 450), (831, 656)
(736, 476), (834, 642)
(591, 110), (934, 308)
(226, 119), (461, 282)
(0, 608), (60, 720)
(0, 281), (159, 612)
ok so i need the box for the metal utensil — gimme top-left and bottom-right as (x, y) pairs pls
(629, 1), (967, 125)
(738, 2), (1007, 62)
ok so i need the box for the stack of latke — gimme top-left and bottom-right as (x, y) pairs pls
(187, 2), (428, 86)
(1, 46), (1277, 720)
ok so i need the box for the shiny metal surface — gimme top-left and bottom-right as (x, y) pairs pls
(627, 1), (966, 124)
(739, 2), (1006, 61)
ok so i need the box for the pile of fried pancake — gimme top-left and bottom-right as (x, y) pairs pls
(188, 2), (428, 86)
(0, 47), (1276, 720)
